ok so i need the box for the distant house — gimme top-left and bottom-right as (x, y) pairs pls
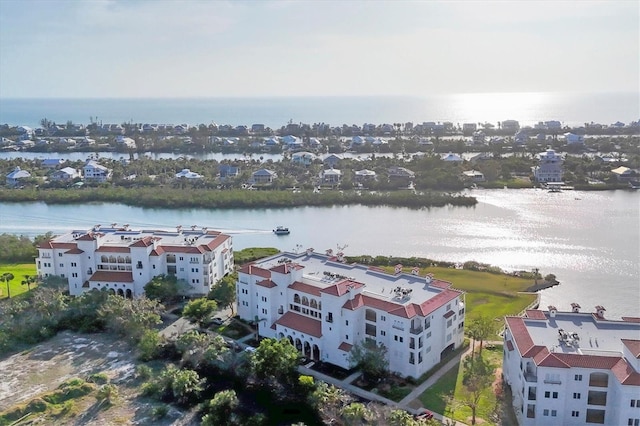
(354, 169), (377, 183)
(501, 120), (520, 133)
(611, 166), (637, 182)
(51, 167), (80, 182)
(219, 165), (240, 179)
(351, 135), (365, 146)
(115, 136), (136, 149)
(463, 123), (477, 136)
(308, 137), (322, 149)
(6, 167), (31, 186)
(281, 135), (303, 149)
(251, 124), (265, 133)
(514, 130), (529, 145)
(41, 158), (65, 169)
(388, 167), (415, 180)
(291, 151), (317, 166)
(532, 149), (563, 182)
(462, 170), (485, 182)
(175, 169), (203, 179)
(264, 137), (280, 147)
(323, 154), (343, 168)
(442, 153), (463, 162)
(563, 132), (585, 145)
(320, 168), (342, 185)
(252, 169), (277, 184)
(83, 160), (112, 183)
(472, 130), (486, 145)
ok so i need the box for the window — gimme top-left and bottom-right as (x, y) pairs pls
(527, 404), (535, 418)
(586, 409), (605, 424)
(179, 257), (184, 261)
(551, 410), (557, 417)
(365, 323), (376, 337)
(627, 419), (640, 426)
(588, 390), (607, 406)
(575, 374), (583, 381)
(59, 263), (64, 268)
(632, 399), (640, 407)
(381, 315), (386, 321)
(71, 262), (77, 267)
(345, 335), (349, 340)
(261, 296), (267, 302)
(394, 335), (403, 343)
(543, 409), (549, 416)
(380, 330), (386, 336)
(346, 320), (349, 326)
(553, 392), (558, 399)
(365, 309), (377, 322)
(545, 391), (550, 398)
(446, 303), (451, 310)
(572, 411), (579, 417)
(72, 273), (78, 278)
(409, 353), (415, 364)
(574, 392), (581, 399)
(426, 331), (432, 338)
(447, 319), (453, 327)
(326, 312), (333, 323)
(58, 253), (63, 257)
(446, 333), (452, 342)
(425, 318), (431, 329)
(589, 372), (608, 387)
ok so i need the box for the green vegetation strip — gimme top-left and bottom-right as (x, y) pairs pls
(0, 187), (476, 209)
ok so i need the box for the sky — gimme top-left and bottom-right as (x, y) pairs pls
(0, 0), (638, 98)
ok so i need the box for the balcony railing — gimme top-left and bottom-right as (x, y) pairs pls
(392, 324), (404, 331)
(543, 379), (562, 385)
(524, 372), (538, 383)
(410, 326), (424, 335)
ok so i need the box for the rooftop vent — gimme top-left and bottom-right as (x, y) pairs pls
(548, 306), (558, 317)
(595, 305), (606, 318)
(571, 302), (581, 313)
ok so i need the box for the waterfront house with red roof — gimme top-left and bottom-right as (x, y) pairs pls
(237, 250), (465, 378)
(36, 225), (233, 298)
(503, 305), (640, 426)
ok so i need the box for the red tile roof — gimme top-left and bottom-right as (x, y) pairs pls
(414, 289), (462, 317)
(270, 263), (304, 274)
(256, 279), (277, 288)
(289, 281), (322, 297)
(65, 248), (84, 254)
(505, 316), (535, 356)
(320, 279), (364, 297)
(95, 246), (131, 253)
(621, 339), (640, 358)
(525, 310), (547, 320)
(161, 245), (205, 254)
(238, 264), (271, 279)
(202, 234), (229, 251)
(623, 317), (640, 323)
(51, 242), (77, 250)
(612, 358), (640, 386)
(150, 246), (165, 256)
(75, 233), (97, 241)
(338, 342), (353, 352)
(130, 236), (154, 247)
(88, 271), (134, 283)
(430, 279), (453, 289)
(274, 312), (322, 337)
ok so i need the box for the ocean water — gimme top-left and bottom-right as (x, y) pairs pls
(1, 92), (638, 129)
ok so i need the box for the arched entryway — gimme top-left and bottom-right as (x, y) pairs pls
(312, 344), (320, 361)
(108, 288), (116, 295)
(117, 288), (124, 297)
(303, 341), (311, 359)
(125, 289), (132, 299)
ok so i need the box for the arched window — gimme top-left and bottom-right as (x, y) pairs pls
(125, 256), (131, 264)
(310, 299), (318, 309)
(117, 256), (125, 264)
(294, 294), (301, 304)
(109, 255), (116, 263)
(302, 296), (309, 306)
(101, 255), (108, 263)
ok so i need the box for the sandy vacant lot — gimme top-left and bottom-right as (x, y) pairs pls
(0, 331), (195, 425)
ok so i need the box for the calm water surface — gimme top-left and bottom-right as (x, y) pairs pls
(0, 189), (638, 319)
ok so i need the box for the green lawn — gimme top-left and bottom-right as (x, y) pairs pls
(419, 345), (504, 425)
(397, 266), (537, 334)
(0, 263), (38, 299)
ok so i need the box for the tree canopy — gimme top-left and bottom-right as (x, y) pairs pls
(250, 338), (300, 384)
(348, 339), (389, 383)
(182, 298), (218, 325)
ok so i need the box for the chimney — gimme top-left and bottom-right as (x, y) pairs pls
(548, 305), (557, 318)
(595, 305), (606, 318)
(571, 303), (581, 313)
(425, 273), (433, 285)
(411, 267), (419, 275)
(336, 252), (344, 262)
(306, 248), (314, 256)
(395, 264), (403, 274)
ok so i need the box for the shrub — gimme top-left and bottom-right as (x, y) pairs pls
(88, 372), (109, 385)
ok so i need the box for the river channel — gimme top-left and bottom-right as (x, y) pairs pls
(1, 189), (638, 319)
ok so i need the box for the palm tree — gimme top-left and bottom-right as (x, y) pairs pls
(1, 272), (14, 299)
(22, 274), (36, 291)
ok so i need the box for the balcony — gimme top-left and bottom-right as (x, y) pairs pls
(392, 324), (405, 331)
(410, 326), (424, 335)
(543, 379), (561, 385)
(524, 371), (538, 383)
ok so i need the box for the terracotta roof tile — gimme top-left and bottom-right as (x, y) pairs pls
(65, 248), (84, 254)
(130, 236), (154, 247)
(621, 339), (640, 358)
(622, 317), (640, 323)
(239, 264), (271, 279)
(75, 233), (96, 241)
(525, 310), (547, 320)
(320, 279), (364, 297)
(51, 242), (77, 249)
(274, 312), (322, 337)
(150, 246), (165, 256)
(505, 316), (535, 356)
(430, 279), (453, 289)
(257, 279), (277, 288)
(95, 246), (131, 253)
(289, 281), (322, 297)
(88, 271), (134, 283)
(338, 342), (353, 352)
(414, 289), (462, 317)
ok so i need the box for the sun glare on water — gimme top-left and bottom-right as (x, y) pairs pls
(443, 92), (553, 125)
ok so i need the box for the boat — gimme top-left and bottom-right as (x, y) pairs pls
(273, 226), (290, 235)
